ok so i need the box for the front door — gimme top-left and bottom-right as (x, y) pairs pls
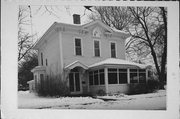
(69, 72), (81, 93)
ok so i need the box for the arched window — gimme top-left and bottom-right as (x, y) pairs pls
(93, 27), (101, 38)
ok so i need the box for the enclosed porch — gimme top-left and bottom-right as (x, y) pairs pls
(88, 58), (150, 95)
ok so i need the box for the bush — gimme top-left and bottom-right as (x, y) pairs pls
(37, 74), (70, 96)
(18, 53), (38, 90)
(128, 79), (160, 95)
(147, 79), (159, 92)
(128, 83), (148, 95)
(96, 89), (106, 96)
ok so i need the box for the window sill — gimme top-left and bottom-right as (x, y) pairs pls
(74, 55), (84, 57)
(92, 56), (101, 58)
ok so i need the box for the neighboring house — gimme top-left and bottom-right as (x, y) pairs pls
(30, 14), (150, 95)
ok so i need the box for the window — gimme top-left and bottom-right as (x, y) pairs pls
(110, 42), (116, 58)
(41, 53), (43, 66)
(89, 69), (105, 86)
(89, 68), (147, 85)
(130, 69), (138, 83)
(108, 68), (118, 84)
(99, 69), (105, 85)
(46, 59), (48, 66)
(94, 70), (99, 85)
(139, 69), (146, 83)
(94, 40), (100, 57)
(119, 69), (127, 84)
(75, 38), (82, 56)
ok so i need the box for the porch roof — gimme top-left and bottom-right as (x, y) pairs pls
(31, 66), (46, 73)
(89, 58), (150, 69)
(65, 61), (88, 70)
(27, 80), (35, 84)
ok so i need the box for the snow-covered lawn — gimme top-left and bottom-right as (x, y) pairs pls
(18, 90), (166, 110)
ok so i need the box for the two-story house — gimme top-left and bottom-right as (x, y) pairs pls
(29, 14), (149, 95)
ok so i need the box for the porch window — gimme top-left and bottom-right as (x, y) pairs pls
(99, 69), (105, 84)
(94, 70), (99, 85)
(139, 69), (146, 83)
(119, 69), (127, 84)
(108, 68), (118, 84)
(130, 69), (138, 83)
(110, 42), (116, 58)
(94, 40), (100, 57)
(89, 69), (105, 86)
(75, 38), (82, 56)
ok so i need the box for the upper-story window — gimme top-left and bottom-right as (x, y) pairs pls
(110, 42), (116, 58)
(75, 38), (82, 56)
(41, 53), (43, 66)
(94, 40), (100, 57)
(46, 59), (48, 66)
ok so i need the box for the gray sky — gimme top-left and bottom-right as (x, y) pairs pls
(28, 6), (92, 42)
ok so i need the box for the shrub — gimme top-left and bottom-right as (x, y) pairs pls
(96, 89), (106, 96)
(37, 74), (70, 96)
(128, 79), (160, 95)
(128, 83), (148, 95)
(147, 79), (159, 92)
(18, 53), (38, 90)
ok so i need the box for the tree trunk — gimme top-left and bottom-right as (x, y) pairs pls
(159, 7), (167, 89)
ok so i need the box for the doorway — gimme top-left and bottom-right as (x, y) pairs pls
(69, 68), (81, 93)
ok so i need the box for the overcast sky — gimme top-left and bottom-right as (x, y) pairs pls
(27, 6), (92, 42)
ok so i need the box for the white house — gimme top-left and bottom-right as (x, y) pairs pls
(30, 14), (150, 95)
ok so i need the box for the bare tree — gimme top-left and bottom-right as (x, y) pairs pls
(127, 7), (167, 87)
(91, 6), (167, 87)
(18, 6), (34, 62)
(88, 6), (132, 30)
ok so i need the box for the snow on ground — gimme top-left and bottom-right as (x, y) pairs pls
(18, 90), (166, 110)
(18, 91), (103, 109)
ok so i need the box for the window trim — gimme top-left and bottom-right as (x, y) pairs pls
(108, 68), (118, 84)
(119, 69), (128, 84)
(110, 41), (117, 58)
(93, 39), (101, 57)
(129, 69), (146, 84)
(130, 69), (138, 83)
(74, 37), (83, 56)
(89, 69), (105, 86)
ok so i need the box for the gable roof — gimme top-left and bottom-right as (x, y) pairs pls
(33, 20), (130, 50)
(82, 20), (129, 35)
(82, 20), (113, 33)
(65, 61), (88, 70)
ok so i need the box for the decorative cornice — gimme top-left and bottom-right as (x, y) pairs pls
(55, 27), (65, 32)
(104, 32), (112, 38)
(78, 29), (88, 35)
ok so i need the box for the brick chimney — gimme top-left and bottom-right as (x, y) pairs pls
(73, 14), (81, 24)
